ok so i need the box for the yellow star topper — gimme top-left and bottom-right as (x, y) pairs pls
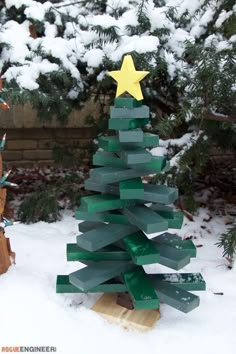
(108, 55), (149, 101)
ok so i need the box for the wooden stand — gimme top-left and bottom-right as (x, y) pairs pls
(92, 293), (160, 331)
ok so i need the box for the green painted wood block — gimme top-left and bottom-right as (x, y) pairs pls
(84, 178), (119, 195)
(149, 278), (200, 313)
(130, 156), (166, 172)
(114, 98), (142, 108)
(67, 243), (131, 261)
(123, 231), (160, 265)
(79, 194), (136, 213)
(143, 184), (178, 204)
(166, 212), (184, 229)
(93, 152), (126, 168)
(150, 204), (175, 218)
(120, 148), (152, 165)
(75, 209), (130, 224)
(110, 106), (149, 119)
(155, 243), (190, 270)
(78, 221), (105, 233)
(119, 178), (144, 200)
(90, 167), (146, 184)
(76, 223), (138, 251)
(118, 129), (143, 143)
(123, 205), (168, 234)
(56, 275), (127, 293)
(123, 267), (159, 310)
(152, 233), (197, 258)
(109, 117), (149, 130)
(148, 273), (206, 291)
(98, 133), (158, 152)
(69, 261), (134, 291)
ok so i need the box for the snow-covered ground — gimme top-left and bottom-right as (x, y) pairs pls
(1, 209), (236, 354)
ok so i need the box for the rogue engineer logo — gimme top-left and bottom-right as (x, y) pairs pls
(1, 347), (57, 352)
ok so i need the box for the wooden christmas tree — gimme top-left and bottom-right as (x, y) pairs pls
(57, 55), (205, 318)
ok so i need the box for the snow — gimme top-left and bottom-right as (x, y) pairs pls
(1, 209), (236, 354)
(1, 0), (235, 92)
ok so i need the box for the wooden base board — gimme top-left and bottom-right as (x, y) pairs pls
(91, 293), (160, 331)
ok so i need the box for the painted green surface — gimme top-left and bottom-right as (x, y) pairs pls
(166, 212), (184, 229)
(118, 129), (143, 143)
(79, 194), (136, 213)
(123, 231), (160, 265)
(120, 148), (152, 164)
(150, 204), (175, 218)
(152, 233), (197, 258)
(148, 273), (206, 291)
(119, 178), (144, 199)
(93, 152), (126, 168)
(110, 106), (149, 119)
(109, 117), (149, 130)
(67, 243), (131, 261)
(123, 205), (168, 234)
(84, 178), (118, 195)
(114, 98), (142, 108)
(56, 275), (127, 293)
(78, 220), (105, 233)
(155, 243), (190, 270)
(90, 166), (146, 184)
(69, 261), (134, 291)
(149, 278), (200, 313)
(75, 209), (130, 224)
(76, 223), (138, 251)
(123, 268), (159, 310)
(130, 156), (166, 172)
(98, 133), (159, 152)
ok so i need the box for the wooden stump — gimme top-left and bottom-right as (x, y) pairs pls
(92, 293), (160, 331)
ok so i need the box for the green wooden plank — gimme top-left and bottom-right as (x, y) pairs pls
(130, 156), (166, 172)
(75, 209), (130, 224)
(148, 273), (206, 291)
(98, 133), (159, 152)
(109, 117), (149, 130)
(56, 275), (127, 293)
(69, 261), (134, 291)
(123, 267), (159, 310)
(119, 178), (144, 199)
(76, 223), (138, 251)
(150, 204), (175, 218)
(142, 184), (178, 204)
(67, 243), (131, 261)
(123, 231), (160, 265)
(78, 221), (105, 233)
(84, 178), (118, 194)
(114, 98), (142, 108)
(93, 151), (126, 168)
(149, 278), (200, 313)
(120, 148), (152, 164)
(110, 106), (149, 119)
(166, 212), (184, 229)
(118, 129), (143, 143)
(123, 205), (168, 234)
(90, 167), (146, 184)
(155, 243), (190, 270)
(79, 194), (136, 213)
(151, 233), (197, 258)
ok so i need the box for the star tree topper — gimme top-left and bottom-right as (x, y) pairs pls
(108, 55), (149, 101)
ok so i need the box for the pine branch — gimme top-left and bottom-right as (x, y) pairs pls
(203, 111), (236, 123)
